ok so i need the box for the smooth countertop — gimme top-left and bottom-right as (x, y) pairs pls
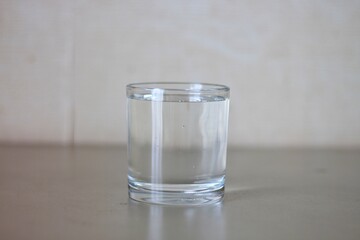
(0, 146), (359, 240)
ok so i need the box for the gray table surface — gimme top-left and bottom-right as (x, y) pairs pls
(0, 145), (359, 240)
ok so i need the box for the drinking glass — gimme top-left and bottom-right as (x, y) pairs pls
(127, 82), (230, 205)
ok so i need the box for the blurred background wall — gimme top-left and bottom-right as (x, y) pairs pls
(0, 0), (359, 147)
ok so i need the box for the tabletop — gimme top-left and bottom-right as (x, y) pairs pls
(0, 145), (359, 240)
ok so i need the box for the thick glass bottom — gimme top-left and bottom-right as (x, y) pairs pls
(128, 176), (225, 205)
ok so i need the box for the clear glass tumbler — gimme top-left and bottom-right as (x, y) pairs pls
(127, 82), (230, 205)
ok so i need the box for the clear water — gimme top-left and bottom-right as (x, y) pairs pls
(127, 94), (229, 205)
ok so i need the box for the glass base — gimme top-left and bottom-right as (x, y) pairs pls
(128, 176), (225, 206)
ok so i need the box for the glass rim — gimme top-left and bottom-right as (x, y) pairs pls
(126, 82), (230, 94)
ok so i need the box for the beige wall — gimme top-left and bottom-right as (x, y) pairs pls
(0, 0), (359, 147)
